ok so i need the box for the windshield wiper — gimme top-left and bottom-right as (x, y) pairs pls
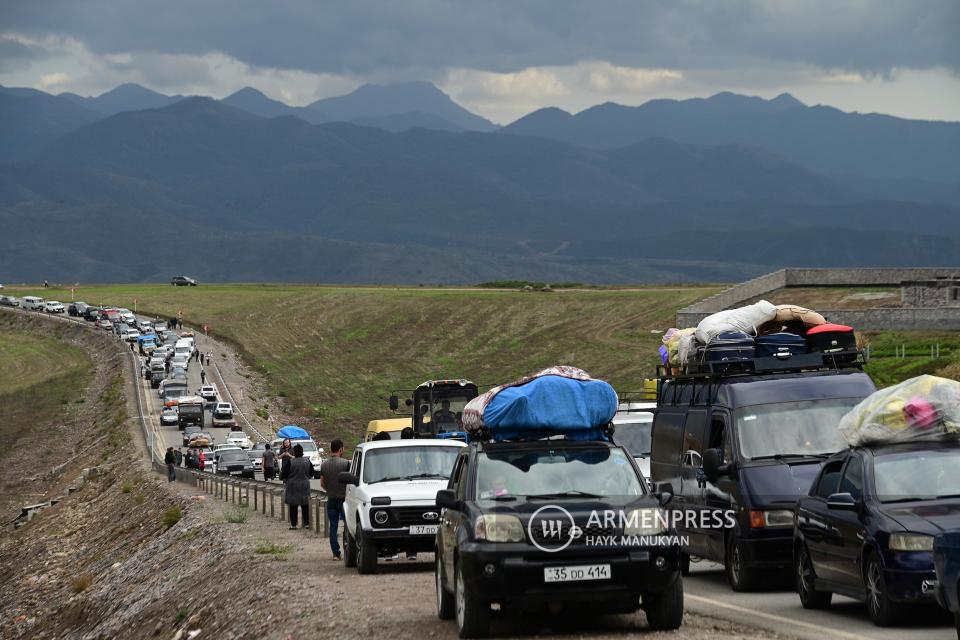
(526, 490), (602, 500)
(369, 475), (409, 484)
(369, 473), (447, 484)
(750, 453), (828, 461)
(487, 495), (518, 501)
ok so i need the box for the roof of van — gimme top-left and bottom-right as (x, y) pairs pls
(662, 370), (875, 409)
(367, 417), (411, 432)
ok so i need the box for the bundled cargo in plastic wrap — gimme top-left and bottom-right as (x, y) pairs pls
(660, 327), (696, 371)
(695, 300), (777, 344)
(838, 375), (960, 446)
(461, 365), (618, 442)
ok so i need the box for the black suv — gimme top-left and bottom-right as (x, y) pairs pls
(435, 439), (682, 637)
(170, 275), (198, 286)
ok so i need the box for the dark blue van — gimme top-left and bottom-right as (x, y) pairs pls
(650, 362), (876, 591)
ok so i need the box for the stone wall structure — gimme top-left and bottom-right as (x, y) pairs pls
(676, 267), (960, 330)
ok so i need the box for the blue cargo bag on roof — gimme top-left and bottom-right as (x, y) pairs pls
(277, 425), (309, 439)
(463, 366), (618, 441)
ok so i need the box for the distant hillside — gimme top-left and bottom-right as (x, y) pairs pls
(59, 83), (184, 114)
(2, 89), (959, 284)
(0, 88), (101, 161)
(504, 92), (960, 190)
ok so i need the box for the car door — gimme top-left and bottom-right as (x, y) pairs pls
(679, 409), (709, 555)
(442, 452), (469, 584)
(344, 450), (362, 534)
(798, 458), (845, 582)
(829, 454), (867, 587)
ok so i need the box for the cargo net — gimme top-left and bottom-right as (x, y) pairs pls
(839, 375), (960, 446)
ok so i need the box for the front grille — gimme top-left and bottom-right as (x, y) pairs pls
(529, 523), (619, 546)
(371, 506), (441, 528)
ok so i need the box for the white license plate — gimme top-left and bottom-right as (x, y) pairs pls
(544, 564), (611, 583)
(409, 525), (439, 535)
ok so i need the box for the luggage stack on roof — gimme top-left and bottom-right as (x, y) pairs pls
(659, 300), (863, 377)
(461, 365), (618, 442)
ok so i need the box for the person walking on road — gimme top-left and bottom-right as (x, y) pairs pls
(200, 369), (206, 384)
(320, 439), (351, 560)
(282, 444), (312, 529)
(174, 448), (183, 467)
(164, 447), (176, 482)
(262, 443), (277, 481)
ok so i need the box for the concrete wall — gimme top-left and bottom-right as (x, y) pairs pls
(676, 267), (960, 329)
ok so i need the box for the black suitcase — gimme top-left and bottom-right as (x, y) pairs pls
(755, 332), (807, 359)
(806, 324), (856, 353)
(702, 331), (755, 372)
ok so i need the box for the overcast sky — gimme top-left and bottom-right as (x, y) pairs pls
(1, 0), (958, 124)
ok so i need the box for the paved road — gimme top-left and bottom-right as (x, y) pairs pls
(684, 560), (955, 640)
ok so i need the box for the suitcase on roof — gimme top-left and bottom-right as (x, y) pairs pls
(806, 323), (855, 353)
(701, 331), (755, 373)
(755, 332), (807, 359)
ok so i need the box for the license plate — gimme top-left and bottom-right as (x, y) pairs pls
(544, 564), (611, 583)
(409, 525), (439, 535)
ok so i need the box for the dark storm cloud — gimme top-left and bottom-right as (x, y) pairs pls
(3, 0), (958, 76)
(0, 35), (49, 72)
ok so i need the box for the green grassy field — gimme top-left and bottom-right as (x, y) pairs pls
(0, 329), (91, 453)
(8, 283), (959, 443)
(7, 284), (718, 440)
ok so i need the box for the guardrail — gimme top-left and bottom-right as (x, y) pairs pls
(154, 461), (330, 536)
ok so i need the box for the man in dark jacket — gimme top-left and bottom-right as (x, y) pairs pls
(174, 448), (183, 467)
(262, 443), (277, 481)
(164, 447), (176, 482)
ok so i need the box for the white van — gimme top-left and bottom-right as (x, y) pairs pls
(174, 338), (193, 358)
(22, 296), (44, 311)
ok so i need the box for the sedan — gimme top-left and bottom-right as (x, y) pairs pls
(794, 442), (960, 625)
(244, 449), (264, 473)
(0, 296), (20, 308)
(214, 450), (254, 478)
(161, 406), (179, 426)
(44, 300), (65, 313)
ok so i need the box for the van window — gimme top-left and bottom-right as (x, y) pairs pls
(651, 411), (684, 467)
(682, 410), (708, 462)
(815, 460), (844, 499)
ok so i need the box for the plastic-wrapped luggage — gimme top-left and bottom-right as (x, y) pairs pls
(695, 300), (777, 344)
(461, 366), (618, 441)
(838, 375), (960, 446)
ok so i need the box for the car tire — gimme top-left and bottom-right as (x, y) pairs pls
(357, 527), (378, 574)
(726, 534), (759, 592)
(455, 559), (489, 638)
(343, 525), (358, 568)
(437, 553), (455, 620)
(865, 552), (903, 626)
(643, 575), (684, 630)
(796, 543), (832, 609)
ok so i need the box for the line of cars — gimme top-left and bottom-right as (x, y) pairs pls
(0, 294), (66, 313)
(648, 348), (960, 630)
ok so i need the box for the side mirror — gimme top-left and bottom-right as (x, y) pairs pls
(338, 472), (359, 486)
(702, 448), (730, 482)
(653, 482), (673, 507)
(436, 489), (459, 510)
(826, 492), (857, 510)
(405, 398), (413, 407)
(389, 395), (399, 411)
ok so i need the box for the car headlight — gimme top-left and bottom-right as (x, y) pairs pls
(623, 508), (668, 535)
(748, 509), (794, 529)
(889, 533), (934, 552)
(373, 510), (389, 525)
(473, 514), (524, 542)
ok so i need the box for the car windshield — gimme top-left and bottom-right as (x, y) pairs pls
(362, 445), (461, 483)
(219, 452), (246, 462)
(475, 446), (644, 499)
(735, 398), (863, 460)
(416, 389), (474, 435)
(874, 449), (960, 502)
(228, 432), (245, 439)
(295, 441), (317, 452)
(612, 420), (653, 457)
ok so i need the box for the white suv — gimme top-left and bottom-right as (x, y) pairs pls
(226, 430), (253, 449)
(340, 439), (466, 574)
(44, 300), (65, 313)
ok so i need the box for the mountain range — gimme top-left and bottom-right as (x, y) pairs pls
(0, 82), (958, 284)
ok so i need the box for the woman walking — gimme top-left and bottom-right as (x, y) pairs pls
(282, 444), (312, 529)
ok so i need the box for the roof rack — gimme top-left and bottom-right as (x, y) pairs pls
(658, 349), (865, 382)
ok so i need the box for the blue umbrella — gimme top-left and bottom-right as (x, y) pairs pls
(276, 425), (309, 439)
